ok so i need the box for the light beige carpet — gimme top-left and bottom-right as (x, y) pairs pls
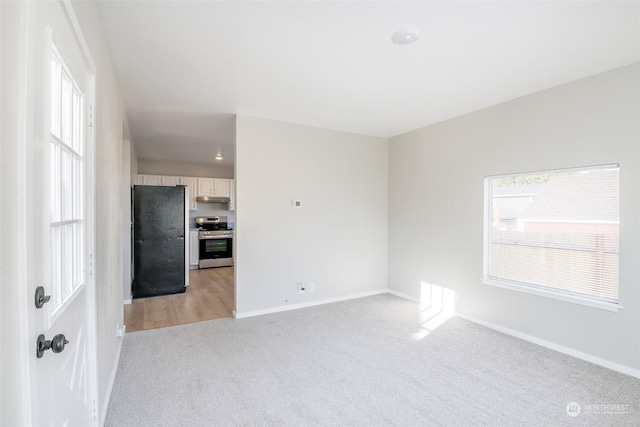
(106, 294), (640, 426)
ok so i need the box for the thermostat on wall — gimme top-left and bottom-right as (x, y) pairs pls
(292, 199), (302, 208)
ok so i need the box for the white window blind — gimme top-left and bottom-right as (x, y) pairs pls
(484, 165), (619, 305)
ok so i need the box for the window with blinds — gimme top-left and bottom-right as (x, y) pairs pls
(483, 165), (620, 308)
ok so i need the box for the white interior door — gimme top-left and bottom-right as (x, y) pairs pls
(24, 1), (98, 425)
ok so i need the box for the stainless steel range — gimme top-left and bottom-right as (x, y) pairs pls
(195, 216), (233, 269)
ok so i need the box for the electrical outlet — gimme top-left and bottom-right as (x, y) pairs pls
(298, 283), (305, 294)
(116, 324), (126, 338)
(309, 283), (315, 291)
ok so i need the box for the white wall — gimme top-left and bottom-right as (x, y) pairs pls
(389, 64), (640, 371)
(70, 0), (127, 420)
(0, 2), (30, 424)
(235, 116), (388, 315)
(138, 158), (234, 178)
(130, 136), (138, 180)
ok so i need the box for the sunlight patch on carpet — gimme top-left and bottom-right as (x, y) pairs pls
(413, 282), (456, 340)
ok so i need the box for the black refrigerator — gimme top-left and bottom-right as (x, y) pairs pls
(132, 185), (189, 298)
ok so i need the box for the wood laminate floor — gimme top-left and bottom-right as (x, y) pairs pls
(124, 267), (234, 333)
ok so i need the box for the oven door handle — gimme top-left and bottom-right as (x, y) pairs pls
(199, 235), (233, 240)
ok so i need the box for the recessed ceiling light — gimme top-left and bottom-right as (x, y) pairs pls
(215, 154), (223, 160)
(392, 30), (419, 45)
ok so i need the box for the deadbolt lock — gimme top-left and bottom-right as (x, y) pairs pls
(34, 286), (51, 309)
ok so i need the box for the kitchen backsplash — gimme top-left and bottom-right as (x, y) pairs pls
(189, 203), (235, 228)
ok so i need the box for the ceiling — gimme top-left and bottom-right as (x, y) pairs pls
(97, 1), (640, 168)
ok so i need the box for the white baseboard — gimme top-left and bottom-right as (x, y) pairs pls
(100, 330), (125, 426)
(123, 299), (132, 305)
(455, 312), (640, 380)
(233, 290), (639, 379)
(233, 289), (388, 319)
(386, 289), (422, 303)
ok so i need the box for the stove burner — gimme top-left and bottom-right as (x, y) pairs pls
(195, 216), (228, 231)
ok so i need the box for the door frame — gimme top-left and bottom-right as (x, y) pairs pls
(16, 0), (99, 424)
(6, 2), (40, 424)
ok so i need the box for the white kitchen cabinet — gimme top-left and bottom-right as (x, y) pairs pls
(228, 179), (235, 211)
(162, 176), (180, 186)
(134, 175), (144, 185)
(180, 177), (198, 210)
(139, 174), (163, 186)
(138, 175), (230, 206)
(197, 178), (215, 197)
(199, 178), (230, 197)
(214, 178), (230, 197)
(189, 231), (199, 268)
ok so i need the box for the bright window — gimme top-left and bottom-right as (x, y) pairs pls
(483, 165), (620, 310)
(49, 45), (86, 318)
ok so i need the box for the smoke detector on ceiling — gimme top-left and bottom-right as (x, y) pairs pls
(392, 30), (419, 45)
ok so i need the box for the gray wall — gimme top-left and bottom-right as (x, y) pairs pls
(388, 64), (640, 371)
(235, 116), (389, 315)
(130, 138), (138, 183)
(72, 0), (128, 419)
(138, 159), (234, 178)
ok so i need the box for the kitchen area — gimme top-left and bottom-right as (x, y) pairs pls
(124, 172), (235, 332)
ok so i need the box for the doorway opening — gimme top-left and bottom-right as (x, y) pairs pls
(124, 267), (234, 332)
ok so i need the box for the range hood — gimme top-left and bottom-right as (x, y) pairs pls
(196, 196), (231, 203)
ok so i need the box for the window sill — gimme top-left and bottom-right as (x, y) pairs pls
(482, 277), (621, 312)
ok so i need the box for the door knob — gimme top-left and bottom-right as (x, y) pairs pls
(34, 286), (51, 309)
(51, 334), (69, 353)
(36, 334), (69, 358)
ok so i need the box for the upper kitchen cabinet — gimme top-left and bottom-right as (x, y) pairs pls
(214, 179), (230, 198)
(138, 174), (163, 186)
(162, 176), (181, 186)
(180, 177), (198, 210)
(137, 174), (182, 187)
(197, 178), (215, 197)
(136, 175), (231, 211)
(197, 178), (230, 197)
